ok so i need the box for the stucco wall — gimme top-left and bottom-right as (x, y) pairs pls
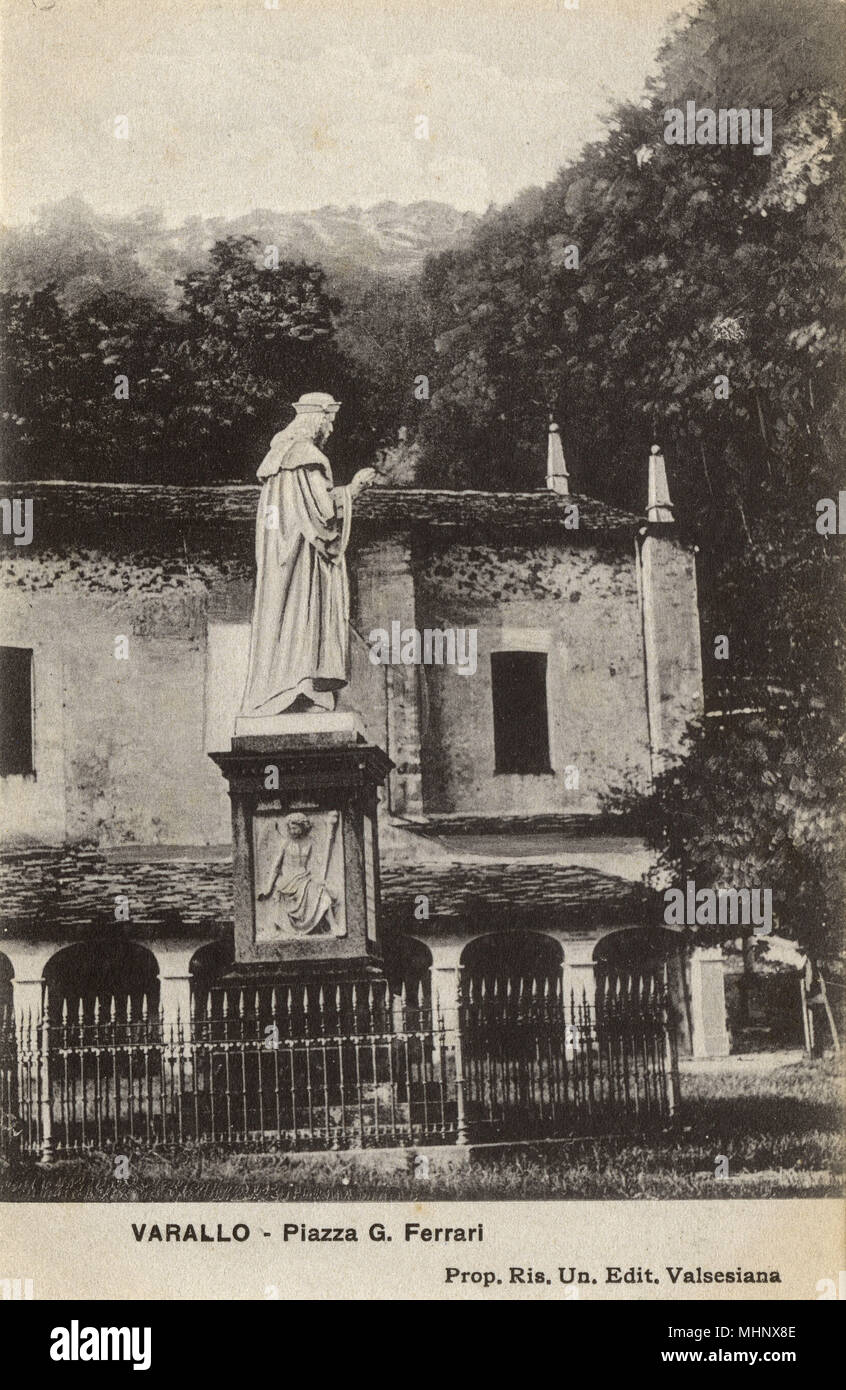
(0, 529), (660, 846)
(0, 561), (230, 847)
(413, 539), (652, 814)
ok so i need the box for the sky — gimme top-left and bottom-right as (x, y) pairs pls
(1, 0), (689, 223)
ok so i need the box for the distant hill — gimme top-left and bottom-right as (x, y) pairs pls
(0, 197), (478, 307)
(209, 201), (478, 279)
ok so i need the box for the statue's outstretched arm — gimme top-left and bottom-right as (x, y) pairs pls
(258, 845), (286, 900)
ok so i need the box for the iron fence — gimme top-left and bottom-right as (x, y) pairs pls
(461, 969), (677, 1138)
(0, 973), (678, 1161)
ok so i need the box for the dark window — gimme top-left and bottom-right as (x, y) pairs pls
(491, 650), (551, 774)
(0, 647), (34, 776)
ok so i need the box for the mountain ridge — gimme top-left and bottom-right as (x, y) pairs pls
(0, 197), (479, 306)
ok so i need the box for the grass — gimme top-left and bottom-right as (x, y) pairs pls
(1, 1056), (842, 1202)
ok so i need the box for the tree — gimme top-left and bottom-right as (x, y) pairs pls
(172, 236), (341, 478)
(1, 236), (368, 484)
(612, 702), (845, 968)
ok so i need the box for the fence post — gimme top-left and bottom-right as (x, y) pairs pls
(39, 991), (53, 1165)
(453, 967), (468, 1145)
(662, 988), (681, 1117)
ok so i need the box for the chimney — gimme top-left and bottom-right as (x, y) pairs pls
(646, 444), (674, 523)
(546, 419), (570, 494)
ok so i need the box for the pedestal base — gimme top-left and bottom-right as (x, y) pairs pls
(233, 711), (366, 743)
(211, 734), (392, 969)
(217, 956), (387, 985)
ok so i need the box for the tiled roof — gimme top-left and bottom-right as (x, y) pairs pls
(394, 812), (641, 837)
(361, 487), (639, 534)
(0, 848), (649, 941)
(0, 481), (640, 560)
(0, 850), (232, 938)
(378, 861), (648, 925)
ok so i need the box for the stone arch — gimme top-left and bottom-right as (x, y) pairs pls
(461, 931), (563, 996)
(593, 926), (678, 997)
(43, 939), (160, 1024)
(457, 934), (566, 1137)
(593, 926), (681, 980)
(593, 926), (688, 1039)
(384, 934), (433, 1010)
(188, 939), (235, 1020)
(38, 941), (164, 1157)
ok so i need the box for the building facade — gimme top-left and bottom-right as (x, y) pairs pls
(0, 464), (730, 1157)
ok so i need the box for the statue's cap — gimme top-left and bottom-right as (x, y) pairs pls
(292, 391), (341, 413)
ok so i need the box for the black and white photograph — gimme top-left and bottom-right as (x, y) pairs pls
(0, 0), (843, 1313)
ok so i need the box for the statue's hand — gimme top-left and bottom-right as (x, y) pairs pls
(349, 467), (377, 498)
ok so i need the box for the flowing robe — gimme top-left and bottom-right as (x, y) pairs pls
(260, 838), (333, 936)
(239, 437), (352, 717)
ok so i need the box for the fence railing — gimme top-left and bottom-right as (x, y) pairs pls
(0, 974), (678, 1161)
(461, 971), (677, 1138)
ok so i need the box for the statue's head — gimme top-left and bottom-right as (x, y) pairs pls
(292, 392), (341, 445)
(285, 812), (312, 839)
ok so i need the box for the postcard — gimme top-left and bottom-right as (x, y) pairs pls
(0, 0), (843, 1323)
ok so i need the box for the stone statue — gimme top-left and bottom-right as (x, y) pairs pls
(239, 393), (376, 718)
(256, 810), (343, 937)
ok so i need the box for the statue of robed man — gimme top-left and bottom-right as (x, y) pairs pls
(239, 392), (376, 718)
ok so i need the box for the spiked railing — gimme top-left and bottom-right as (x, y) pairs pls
(0, 972), (678, 1161)
(459, 969), (676, 1139)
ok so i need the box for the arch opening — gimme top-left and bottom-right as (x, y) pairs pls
(461, 931), (563, 999)
(44, 940), (160, 1023)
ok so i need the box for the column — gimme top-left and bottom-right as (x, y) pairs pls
(158, 972), (193, 1034)
(428, 941), (467, 1143)
(4, 943), (60, 1165)
(688, 946), (730, 1057)
(560, 938), (598, 1014)
(155, 943), (200, 1032)
(10, 976), (43, 1025)
(154, 942), (207, 1104)
(557, 939), (596, 1065)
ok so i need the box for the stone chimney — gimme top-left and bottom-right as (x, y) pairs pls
(546, 419), (570, 494)
(637, 444), (703, 776)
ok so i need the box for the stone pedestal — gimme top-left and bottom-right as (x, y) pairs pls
(211, 722), (392, 971)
